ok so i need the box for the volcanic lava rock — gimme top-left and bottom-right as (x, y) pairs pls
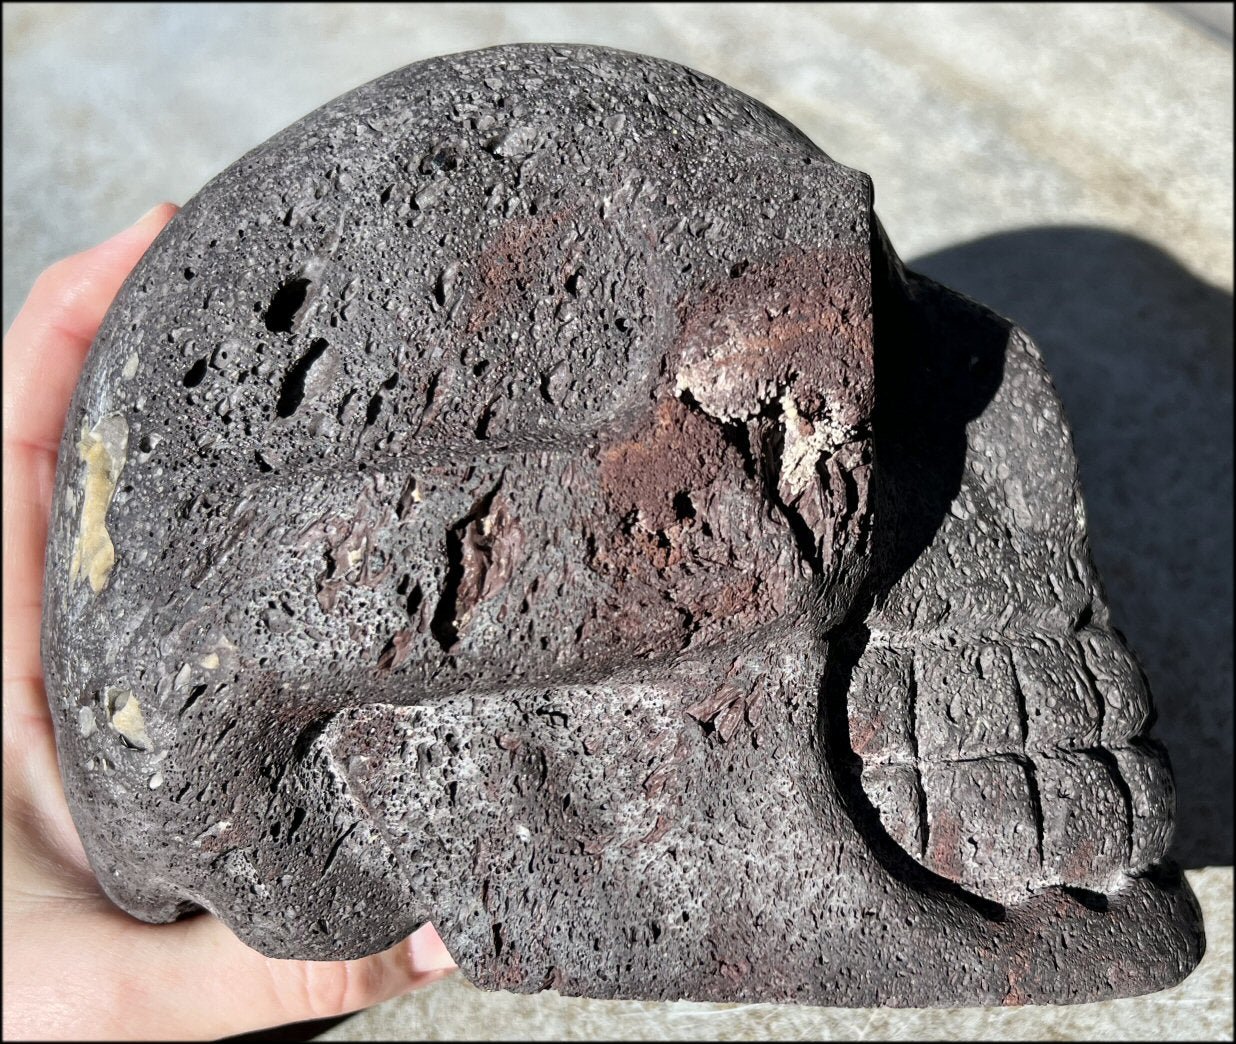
(42, 44), (1204, 1006)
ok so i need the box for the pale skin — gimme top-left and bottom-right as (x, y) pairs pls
(2, 205), (457, 1041)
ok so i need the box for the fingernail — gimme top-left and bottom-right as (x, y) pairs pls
(408, 923), (456, 972)
(135, 202), (175, 227)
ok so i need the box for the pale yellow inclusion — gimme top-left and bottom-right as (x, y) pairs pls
(106, 687), (153, 751)
(69, 414), (128, 594)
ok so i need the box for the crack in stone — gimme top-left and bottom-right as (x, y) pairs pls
(429, 472), (507, 653)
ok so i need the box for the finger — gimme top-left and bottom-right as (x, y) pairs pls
(120, 913), (456, 1041)
(1, 204), (177, 688)
(199, 919), (458, 1037)
(1, 439), (57, 683)
(2, 676), (96, 893)
(4, 904), (456, 1041)
(2, 202), (178, 451)
(4, 900), (456, 1041)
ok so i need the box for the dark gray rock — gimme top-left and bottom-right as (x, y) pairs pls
(42, 43), (1204, 1006)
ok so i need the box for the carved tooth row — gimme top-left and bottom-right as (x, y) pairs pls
(859, 744), (1173, 903)
(846, 628), (1169, 903)
(847, 629), (1152, 764)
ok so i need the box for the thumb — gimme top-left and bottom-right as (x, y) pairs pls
(27, 907), (457, 1040)
(4, 900), (456, 1041)
(168, 915), (457, 1038)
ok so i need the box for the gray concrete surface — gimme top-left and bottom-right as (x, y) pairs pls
(1170, 2), (1235, 40)
(4, 3), (1231, 1039)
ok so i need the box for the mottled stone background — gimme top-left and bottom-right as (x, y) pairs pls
(4, 2), (1231, 1039)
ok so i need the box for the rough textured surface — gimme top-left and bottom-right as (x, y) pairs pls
(42, 44), (1204, 1007)
(9, 3), (1230, 881)
(317, 866), (1233, 1041)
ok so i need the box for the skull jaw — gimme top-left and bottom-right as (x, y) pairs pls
(263, 630), (1201, 1007)
(74, 653), (1201, 1008)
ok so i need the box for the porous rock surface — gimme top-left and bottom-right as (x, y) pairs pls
(43, 44), (1204, 1006)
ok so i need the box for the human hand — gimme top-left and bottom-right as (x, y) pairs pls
(2, 205), (456, 1041)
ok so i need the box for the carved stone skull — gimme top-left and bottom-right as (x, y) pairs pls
(43, 44), (1203, 1006)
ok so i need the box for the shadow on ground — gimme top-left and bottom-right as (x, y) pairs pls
(909, 226), (1233, 870)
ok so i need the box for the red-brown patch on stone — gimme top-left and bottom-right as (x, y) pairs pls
(581, 833), (614, 857)
(296, 477), (397, 615)
(715, 698), (746, 742)
(744, 682), (766, 728)
(579, 593), (692, 658)
(466, 207), (576, 337)
(1062, 836), (1098, 885)
(685, 684), (742, 727)
(673, 245), (875, 426)
(376, 628), (415, 671)
(848, 711), (885, 758)
(718, 957), (752, 986)
(598, 397), (728, 530)
(643, 763), (676, 800)
(1001, 949), (1032, 1006)
(639, 815), (671, 845)
(588, 394), (796, 653)
(926, 808), (964, 883)
(452, 495), (525, 637)
(581, 248), (876, 662)
(704, 576), (766, 618)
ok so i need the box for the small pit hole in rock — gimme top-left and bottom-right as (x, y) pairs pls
(182, 357), (208, 388)
(275, 338), (330, 418)
(421, 143), (459, 174)
(263, 277), (312, 333)
(178, 684), (208, 717)
(474, 402), (493, 439)
(405, 582), (423, 619)
(286, 807), (307, 839)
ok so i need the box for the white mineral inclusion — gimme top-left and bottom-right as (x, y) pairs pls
(778, 392), (851, 498)
(675, 351), (854, 499)
(105, 686), (153, 752)
(69, 412), (129, 594)
(673, 327), (780, 424)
